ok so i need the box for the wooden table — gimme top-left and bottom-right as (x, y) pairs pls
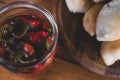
(0, 0), (119, 80)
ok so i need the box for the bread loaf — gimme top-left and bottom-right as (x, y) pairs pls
(101, 39), (120, 66)
(65, 0), (94, 13)
(83, 3), (105, 36)
(96, 0), (120, 41)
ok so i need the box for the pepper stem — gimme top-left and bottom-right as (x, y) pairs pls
(12, 23), (32, 38)
(12, 26), (29, 38)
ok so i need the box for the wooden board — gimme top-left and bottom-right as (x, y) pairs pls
(0, 0), (119, 80)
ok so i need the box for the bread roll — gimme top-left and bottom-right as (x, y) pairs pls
(101, 39), (120, 66)
(65, 0), (94, 13)
(83, 3), (105, 36)
(96, 0), (120, 41)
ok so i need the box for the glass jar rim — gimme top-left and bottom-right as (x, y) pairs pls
(0, 1), (58, 69)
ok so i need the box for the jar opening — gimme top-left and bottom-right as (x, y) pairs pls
(0, 1), (58, 69)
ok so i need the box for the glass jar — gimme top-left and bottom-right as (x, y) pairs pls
(0, 1), (58, 77)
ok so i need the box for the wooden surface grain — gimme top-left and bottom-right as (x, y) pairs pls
(0, 57), (119, 80)
(0, 0), (119, 80)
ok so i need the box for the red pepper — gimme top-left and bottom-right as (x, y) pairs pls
(24, 43), (35, 55)
(31, 31), (49, 44)
(18, 17), (41, 29)
(29, 20), (40, 29)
